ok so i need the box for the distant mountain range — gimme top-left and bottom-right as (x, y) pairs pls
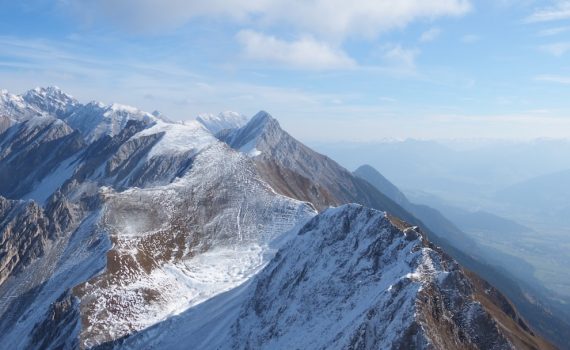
(0, 87), (563, 349)
(496, 169), (570, 226)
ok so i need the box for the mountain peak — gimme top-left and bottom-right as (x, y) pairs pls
(216, 110), (284, 157)
(108, 102), (142, 114)
(355, 164), (376, 173)
(31, 85), (63, 94)
(354, 164), (408, 206)
(196, 110), (249, 134)
(22, 86), (78, 118)
(0, 88), (40, 121)
(0, 89), (20, 102)
(26, 86), (76, 102)
(250, 110), (278, 128)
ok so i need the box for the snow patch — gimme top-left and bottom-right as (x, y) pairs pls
(133, 119), (217, 158)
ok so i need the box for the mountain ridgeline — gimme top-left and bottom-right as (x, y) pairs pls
(0, 87), (560, 349)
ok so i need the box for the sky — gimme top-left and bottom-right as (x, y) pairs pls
(1, 0), (570, 141)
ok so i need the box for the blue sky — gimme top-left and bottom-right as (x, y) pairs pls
(1, 0), (570, 141)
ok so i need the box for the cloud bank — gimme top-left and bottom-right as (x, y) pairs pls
(66, 0), (471, 39)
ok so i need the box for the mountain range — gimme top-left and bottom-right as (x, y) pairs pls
(0, 87), (562, 349)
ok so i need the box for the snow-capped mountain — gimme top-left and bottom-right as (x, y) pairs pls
(22, 86), (79, 119)
(64, 102), (158, 143)
(220, 111), (379, 209)
(0, 87), (559, 349)
(0, 89), (42, 125)
(196, 111), (249, 135)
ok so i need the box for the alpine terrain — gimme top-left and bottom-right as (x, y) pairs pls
(0, 87), (559, 349)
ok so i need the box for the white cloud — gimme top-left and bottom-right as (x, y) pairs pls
(236, 30), (355, 70)
(59, 0), (265, 32)
(539, 41), (570, 56)
(535, 74), (570, 84)
(420, 27), (442, 42)
(60, 0), (472, 70)
(64, 0), (472, 39)
(525, 1), (570, 22)
(0, 34), (359, 122)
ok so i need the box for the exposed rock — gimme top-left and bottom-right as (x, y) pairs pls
(0, 197), (52, 286)
(30, 291), (80, 350)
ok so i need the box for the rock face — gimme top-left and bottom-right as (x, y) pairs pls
(0, 197), (51, 286)
(0, 194), (74, 286)
(355, 164), (570, 347)
(0, 88), (559, 349)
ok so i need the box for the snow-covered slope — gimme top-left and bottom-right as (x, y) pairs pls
(196, 111), (249, 135)
(118, 205), (550, 350)
(0, 89), (41, 124)
(64, 102), (156, 143)
(75, 143), (315, 347)
(232, 205), (516, 349)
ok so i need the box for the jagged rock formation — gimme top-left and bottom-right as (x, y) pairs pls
(22, 86), (79, 119)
